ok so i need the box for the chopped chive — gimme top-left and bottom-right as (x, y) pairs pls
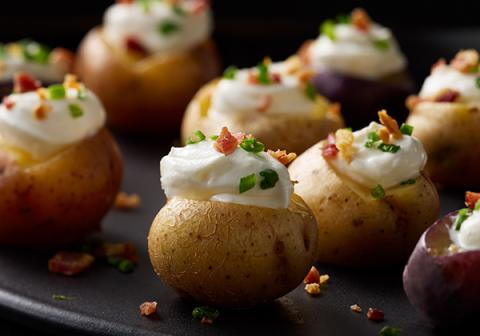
(118, 259), (135, 273)
(371, 184), (386, 200)
(158, 20), (180, 35)
(257, 62), (271, 85)
(52, 294), (73, 301)
(401, 178), (416, 185)
(476, 77), (480, 89)
(77, 87), (88, 101)
(239, 174), (256, 194)
(305, 83), (316, 101)
(47, 84), (66, 100)
(380, 326), (401, 336)
(475, 200), (480, 211)
(240, 138), (265, 153)
(210, 135), (219, 140)
(223, 65), (239, 80)
(377, 143), (401, 153)
(192, 306), (220, 321)
(187, 130), (206, 144)
(259, 169), (279, 190)
(400, 123), (414, 136)
(68, 104), (83, 118)
(365, 131), (380, 148)
(373, 39), (390, 51)
(455, 208), (470, 231)
(20, 40), (50, 64)
(320, 20), (336, 41)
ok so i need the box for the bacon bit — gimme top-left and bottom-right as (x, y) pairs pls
(124, 36), (148, 56)
(114, 192), (141, 210)
(214, 127), (238, 155)
(34, 103), (51, 120)
(200, 317), (214, 325)
(379, 127), (390, 144)
(248, 72), (259, 85)
(284, 56), (303, 75)
(465, 191), (480, 209)
(36, 88), (48, 101)
(304, 266), (320, 284)
(406, 95), (424, 110)
(48, 252), (95, 276)
(298, 69), (315, 84)
(263, 56), (273, 66)
(190, 0), (210, 14)
(304, 283), (321, 296)
(2, 96), (15, 110)
(367, 308), (385, 322)
(95, 242), (139, 263)
(335, 129), (356, 162)
(63, 74), (81, 90)
(322, 143), (338, 159)
(378, 110), (402, 139)
(350, 304), (362, 313)
(49, 48), (74, 74)
(256, 95), (273, 113)
(319, 274), (330, 285)
(140, 301), (158, 316)
(330, 102), (341, 115)
(431, 58), (446, 73)
(270, 73), (282, 84)
(352, 8), (371, 32)
(451, 49), (479, 73)
(14, 72), (41, 93)
(268, 149), (297, 166)
(434, 89), (460, 103)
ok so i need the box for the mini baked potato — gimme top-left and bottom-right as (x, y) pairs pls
(148, 194), (317, 308)
(0, 128), (123, 247)
(75, 28), (221, 134)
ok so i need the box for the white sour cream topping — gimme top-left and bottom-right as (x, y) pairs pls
(419, 65), (480, 105)
(160, 139), (293, 209)
(450, 211), (480, 251)
(0, 88), (106, 159)
(309, 23), (407, 79)
(209, 63), (317, 120)
(103, 1), (212, 54)
(330, 122), (427, 189)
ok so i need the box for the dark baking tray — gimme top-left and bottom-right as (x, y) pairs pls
(0, 135), (466, 336)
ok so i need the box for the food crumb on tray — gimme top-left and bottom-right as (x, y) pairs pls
(140, 301), (157, 316)
(115, 192), (141, 210)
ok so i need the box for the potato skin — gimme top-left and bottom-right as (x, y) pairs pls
(181, 81), (344, 154)
(0, 128), (123, 247)
(75, 28), (221, 134)
(406, 102), (480, 189)
(289, 142), (440, 267)
(148, 195), (318, 308)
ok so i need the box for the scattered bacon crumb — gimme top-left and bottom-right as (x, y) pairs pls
(319, 274), (330, 285)
(304, 266), (320, 284)
(49, 48), (75, 74)
(200, 317), (214, 325)
(140, 301), (158, 316)
(451, 49), (479, 73)
(434, 89), (460, 103)
(335, 129), (356, 162)
(214, 127), (238, 155)
(270, 73), (282, 84)
(322, 133), (339, 159)
(115, 192), (141, 210)
(352, 8), (371, 32)
(124, 36), (148, 55)
(350, 304), (362, 313)
(298, 69), (315, 84)
(34, 103), (51, 120)
(36, 88), (48, 101)
(247, 72), (259, 85)
(431, 58), (446, 73)
(256, 95), (273, 113)
(14, 72), (41, 93)
(405, 95), (424, 110)
(48, 252), (95, 276)
(268, 149), (297, 166)
(379, 127), (390, 144)
(2, 96), (15, 110)
(305, 283), (321, 296)
(63, 74), (81, 90)
(378, 110), (402, 139)
(95, 242), (139, 263)
(367, 308), (385, 322)
(465, 191), (480, 209)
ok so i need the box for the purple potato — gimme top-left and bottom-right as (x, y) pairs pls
(403, 211), (480, 327)
(311, 69), (415, 129)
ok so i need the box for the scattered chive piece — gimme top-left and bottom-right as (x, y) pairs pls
(475, 200), (480, 211)
(476, 77), (480, 89)
(455, 208), (470, 231)
(400, 123), (414, 136)
(68, 104), (84, 118)
(20, 40), (50, 64)
(52, 294), (73, 301)
(210, 135), (219, 140)
(158, 20), (180, 35)
(371, 184), (386, 200)
(240, 138), (265, 153)
(118, 259), (135, 273)
(239, 174), (256, 194)
(305, 83), (316, 101)
(77, 87), (88, 101)
(401, 178), (416, 185)
(47, 84), (66, 100)
(365, 131), (380, 148)
(320, 20), (336, 41)
(380, 326), (401, 336)
(336, 14), (351, 24)
(257, 62), (271, 85)
(172, 4), (186, 16)
(223, 65), (239, 80)
(259, 169), (279, 190)
(192, 306), (220, 321)
(373, 39), (390, 51)
(345, 127), (353, 132)
(187, 130), (206, 145)
(377, 142), (401, 153)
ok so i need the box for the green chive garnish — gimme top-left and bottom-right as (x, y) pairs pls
(192, 306), (220, 321)
(365, 132), (380, 148)
(52, 294), (73, 301)
(47, 84), (66, 100)
(373, 39), (390, 51)
(77, 87), (88, 101)
(210, 135), (219, 140)
(20, 40), (50, 64)
(118, 259), (135, 273)
(257, 62), (271, 85)
(455, 208), (470, 231)
(68, 104), (84, 118)
(158, 20), (180, 35)
(380, 326), (401, 336)
(223, 65), (239, 80)
(305, 83), (316, 101)
(259, 169), (279, 190)
(475, 200), (480, 211)
(240, 138), (265, 153)
(400, 123), (414, 136)
(476, 77), (480, 89)
(377, 143), (401, 153)
(186, 130), (206, 145)
(401, 178), (416, 185)
(320, 20), (336, 41)
(239, 174), (256, 194)
(371, 184), (386, 200)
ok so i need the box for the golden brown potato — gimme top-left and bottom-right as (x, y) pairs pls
(181, 81), (344, 154)
(148, 194), (318, 308)
(406, 102), (480, 189)
(75, 28), (221, 134)
(289, 141), (440, 267)
(0, 128), (123, 247)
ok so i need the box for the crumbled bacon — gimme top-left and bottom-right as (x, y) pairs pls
(14, 72), (41, 93)
(200, 317), (214, 325)
(270, 73), (282, 84)
(322, 143), (339, 159)
(406, 95), (424, 110)
(36, 88), (48, 101)
(465, 191), (480, 209)
(335, 129), (356, 162)
(2, 96), (15, 110)
(378, 110), (402, 139)
(350, 304), (362, 313)
(304, 266), (320, 284)
(48, 252), (95, 276)
(248, 72), (259, 85)
(367, 308), (384, 322)
(431, 58), (446, 73)
(34, 103), (51, 120)
(63, 74), (81, 90)
(451, 49), (479, 73)
(140, 301), (158, 316)
(352, 8), (371, 32)
(297, 69), (315, 84)
(214, 127), (238, 155)
(115, 192), (141, 210)
(124, 36), (148, 56)
(256, 95), (273, 113)
(379, 127), (390, 144)
(268, 149), (297, 166)
(319, 274), (330, 285)
(95, 242), (139, 263)
(434, 89), (460, 103)
(304, 283), (321, 296)
(49, 48), (75, 74)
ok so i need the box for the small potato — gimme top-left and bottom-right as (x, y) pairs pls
(0, 128), (123, 247)
(181, 81), (344, 154)
(148, 195), (318, 308)
(406, 102), (480, 189)
(289, 141), (440, 267)
(75, 28), (221, 134)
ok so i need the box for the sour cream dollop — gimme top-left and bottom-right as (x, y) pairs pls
(0, 85), (105, 159)
(103, 0), (212, 54)
(450, 211), (480, 251)
(308, 23), (407, 79)
(330, 122), (427, 189)
(160, 139), (293, 209)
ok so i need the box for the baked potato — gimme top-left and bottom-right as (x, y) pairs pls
(149, 195), (317, 308)
(75, 28), (221, 134)
(0, 129), (122, 247)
